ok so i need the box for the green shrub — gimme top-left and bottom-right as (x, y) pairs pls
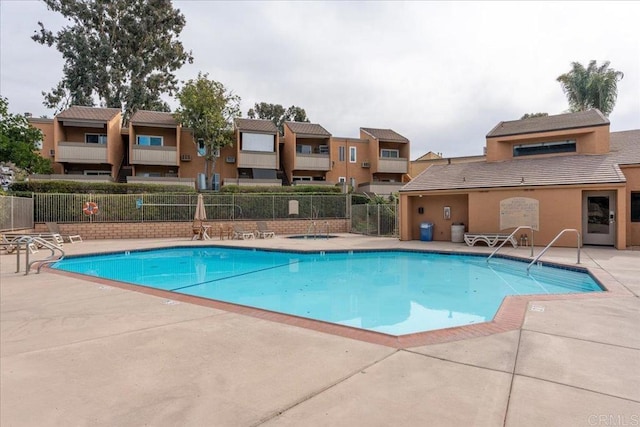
(9, 180), (196, 194)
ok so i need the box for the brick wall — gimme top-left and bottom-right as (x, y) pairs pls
(34, 219), (349, 240)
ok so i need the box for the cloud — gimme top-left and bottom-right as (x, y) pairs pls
(1, 0), (638, 158)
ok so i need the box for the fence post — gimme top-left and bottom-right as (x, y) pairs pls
(377, 204), (381, 236)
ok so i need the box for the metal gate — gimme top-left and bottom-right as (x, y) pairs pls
(350, 203), (398, 237)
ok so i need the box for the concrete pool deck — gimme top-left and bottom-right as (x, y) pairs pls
(1, 234), (639, 426)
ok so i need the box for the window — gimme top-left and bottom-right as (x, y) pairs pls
(241, 133), (274, 152)
(632, 192), (640, 222)
(296, 145), (312, 154)
(318, 145), (329, 154)
(197, 138), (206, 157)
(381, 149), (399, 158)
(137, 172), (162, 177)
(349, 146), (357, 163)
(338, 146), (345, 162)
(136, 135), (163, 146)
(513, 140), (576, 157)
(338, 176), (346, 183)
(292, 176), (312, 182)
(83, 170), (111, 176)
(85, 134), (107, 144)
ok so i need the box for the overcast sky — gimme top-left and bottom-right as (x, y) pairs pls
(1, 1), (639, 159)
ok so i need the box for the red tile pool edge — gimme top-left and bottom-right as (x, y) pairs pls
(45, 262), (631, 349)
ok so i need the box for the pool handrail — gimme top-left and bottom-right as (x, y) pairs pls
(526, 229), (581, 273)
(486, 225), (535, 263)
(27, 236), (65, 275)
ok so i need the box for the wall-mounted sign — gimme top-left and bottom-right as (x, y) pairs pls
(500, 197), (539, 231)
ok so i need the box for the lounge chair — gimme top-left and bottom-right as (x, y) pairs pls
(464, 233), (518, 248)
(232, 224), (255, 240)
(45, 222), (83, 243)
(1, 234), (39, 254)
(255, 221), (275, 239)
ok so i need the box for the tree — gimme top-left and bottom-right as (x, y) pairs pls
(32, 0), (193, 123)
(247, 103), (310, 133)
(0, 97), (53, 175)
(520, 113), (548, 120)
(174, 73), (241, 190)
(556, 60), (624, 116)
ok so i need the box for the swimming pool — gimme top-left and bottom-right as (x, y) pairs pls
(52, 248), (602, 336)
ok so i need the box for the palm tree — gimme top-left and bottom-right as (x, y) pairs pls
(556, 60), (624, 116)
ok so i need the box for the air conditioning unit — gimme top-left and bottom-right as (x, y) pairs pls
(225, 156), (235, 163)
(361, 161), (370, 168)
(180, 154), (191, 161)
(49, 149), (55, 156)
(212, 148), (221, 157)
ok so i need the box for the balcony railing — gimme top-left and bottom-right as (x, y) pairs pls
(295, 154), (331, 171)
(237, 151), (277, 169)
(29, 174), (113, 183)
(126, 176), (195, 188)
(131, 146), (178, 166)
(377, 157), (408, 173)
(358, 181), (404, 195)
(57, 142), (108, 164)
(223, 178), (282, 187)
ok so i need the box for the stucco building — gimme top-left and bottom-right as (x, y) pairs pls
(28, 106), (411, 194)
(399, 110), (640, 249)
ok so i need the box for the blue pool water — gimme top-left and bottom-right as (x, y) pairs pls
(52, 248), (603, 335)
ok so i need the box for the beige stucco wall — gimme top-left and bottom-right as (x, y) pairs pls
(30, 119), (61, 174)
(486, 125), (610, 162)
(405, 194), (469, 241)
(621, 165), (640, 246)
(107, 115), (122, 174)
(326, 137), (371, 187)
(400, 184), (628, 248)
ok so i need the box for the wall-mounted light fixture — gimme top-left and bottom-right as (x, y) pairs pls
(443, 206), (451, 220)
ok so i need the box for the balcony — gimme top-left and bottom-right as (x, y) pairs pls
(56, 142), (108, 164)
(358, 182), (404, 195)
(223, 178), (282, 187)
(126, 176), (195, 188)
(237, 151), (277, 169)
(295, 154), (331, 171)
(131, 146), (178, 166)
(29, 174), (113, 183)
(377, 157), (408, 173)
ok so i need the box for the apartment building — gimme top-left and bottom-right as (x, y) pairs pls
(28, 106), (411, 194)
(282, 122), (411, 194)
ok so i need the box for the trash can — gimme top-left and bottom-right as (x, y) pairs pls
(451, 224), (465, 243)
(420, 222), (434, 241)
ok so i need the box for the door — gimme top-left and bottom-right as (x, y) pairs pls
(582, 191), (616, 245)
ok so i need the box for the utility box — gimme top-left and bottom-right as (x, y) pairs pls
(420, 222), (434, 241)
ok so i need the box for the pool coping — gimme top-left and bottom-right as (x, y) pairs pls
(46, 246), (633, 349)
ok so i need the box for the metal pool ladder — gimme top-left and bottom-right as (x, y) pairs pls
(25, 237), (65, 275)
(526, 229), (581, 273)
(486, 225), (535, 263)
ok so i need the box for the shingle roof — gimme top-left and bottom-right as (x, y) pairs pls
(57, 106), (121, 122)
(234, 118), (278, 133)
(285, 121), (331, 137)
(361, 127), (409, 143)
(401, 130), (640, 192)
(130, 110), (177, 127)
(486, 109), (609, 138)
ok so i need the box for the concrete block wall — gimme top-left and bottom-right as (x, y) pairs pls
(34, 219), (349, 240)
